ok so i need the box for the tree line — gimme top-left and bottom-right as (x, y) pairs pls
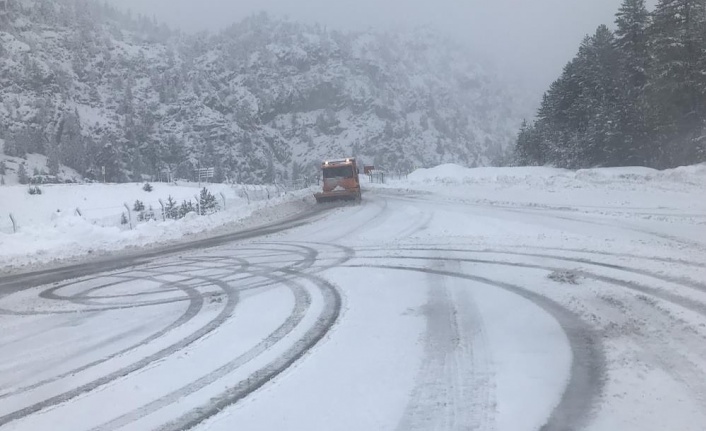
(514, 0), (706, 169)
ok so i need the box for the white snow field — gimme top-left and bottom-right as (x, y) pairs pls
(1, 164), (705, 431)
(0, 180), (315, 271)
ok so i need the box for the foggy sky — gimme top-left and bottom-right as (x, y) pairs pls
(104, 0), (658, 97)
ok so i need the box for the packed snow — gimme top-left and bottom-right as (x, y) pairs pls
(1, 163), (705, 431)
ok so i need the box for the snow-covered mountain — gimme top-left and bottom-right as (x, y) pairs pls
(0, 0), (526, 183)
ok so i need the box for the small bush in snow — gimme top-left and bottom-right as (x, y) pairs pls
(179, 200), (196, 218)
(143, 182), (153, 192)
(137, 205), (157, 222)
(28, 186), (42, 195)
(121, 213), (129, 225)
(133, 200), (145, 212)
(164, 195), (179, 220)
(199, 188), (219, 214)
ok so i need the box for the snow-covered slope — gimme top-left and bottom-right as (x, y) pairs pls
(0, 1), (527, 184)
(0, 152), (81, 185)
(0, 180), (315, 270)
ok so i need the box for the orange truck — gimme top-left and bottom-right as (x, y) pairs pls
(314, 158), (362, 203)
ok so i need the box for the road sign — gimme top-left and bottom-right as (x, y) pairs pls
(196, 167), (215, 185)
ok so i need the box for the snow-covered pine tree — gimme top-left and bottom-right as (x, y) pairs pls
(513, 120), (546, 166)
(178, 200), (196, 218)
(198, 188), (218, 214)
(164, 195), (178, 219)
(649, 0), (706, 166)
(580, 25), (622, 167)
(58, 110), (86, 173)
(46, 140), (60, 176)
(614, 0), (652, 166)
(17, 163), (28, 184)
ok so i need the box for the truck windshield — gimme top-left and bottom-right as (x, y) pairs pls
(323, 166), (354, 179)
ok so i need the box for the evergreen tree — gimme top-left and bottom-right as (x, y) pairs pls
(614, 0), (652, 165)
(514, 120), (545, 166)
(178, 200), (196, 218)
(198, 187), (218, 214)
(616, 0), (651, 90)
(46, 140), (60, 176)
(649, 0), (706, 166)
(17, 163), (28, 184)
(57, 110), (85, 173)
(0, 161), (5, 175)
(581, 25), (622, 166)
(164, 195), (178, 219)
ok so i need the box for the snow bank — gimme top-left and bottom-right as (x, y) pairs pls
(0, 182), (316, 271)
(370, 162), (706, 216)
(407, 163), (706, 189)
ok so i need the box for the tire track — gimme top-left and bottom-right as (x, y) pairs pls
(154, 269), (342, 431)
(353, 250), (706, 317)
(395, 259), (495, 431)
(93, 271), (314, 431)
(343, 263), (605, 431)
(0, 275), (237, 427)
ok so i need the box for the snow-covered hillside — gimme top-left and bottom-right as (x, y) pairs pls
(0, 152), (81, 185)
(0, 1), (528, 184)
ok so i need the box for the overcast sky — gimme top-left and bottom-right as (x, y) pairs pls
(104, 0), (658, 97)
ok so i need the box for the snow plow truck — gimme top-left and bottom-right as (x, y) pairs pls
(314, 158), (362, 203)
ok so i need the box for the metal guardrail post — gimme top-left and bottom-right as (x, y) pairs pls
(158, 199), (165, 221)
(9, 213), (17, 233)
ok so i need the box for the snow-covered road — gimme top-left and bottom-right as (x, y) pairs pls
(1, 173), (706, 430)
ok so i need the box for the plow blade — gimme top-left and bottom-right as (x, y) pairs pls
(314, 191), (360, 203)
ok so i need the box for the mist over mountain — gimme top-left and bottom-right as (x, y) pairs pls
(0, 0), (527, 183)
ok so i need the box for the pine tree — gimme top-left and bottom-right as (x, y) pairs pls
(164, 195), (178, 219)
(0, 161), (5, 175)
(178, 200), (196, 218)
(46, 140), (60, 176)
(649, 0), (706, 166)
(514, 120), (545, 166)
(581, 25), (622, 167)
(17, 163), (29, 184)
(199, 188), (218, 214)
(616, 0), (651, 89)
(614, 0), (652, 165)
(57, 110), (85, 173)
